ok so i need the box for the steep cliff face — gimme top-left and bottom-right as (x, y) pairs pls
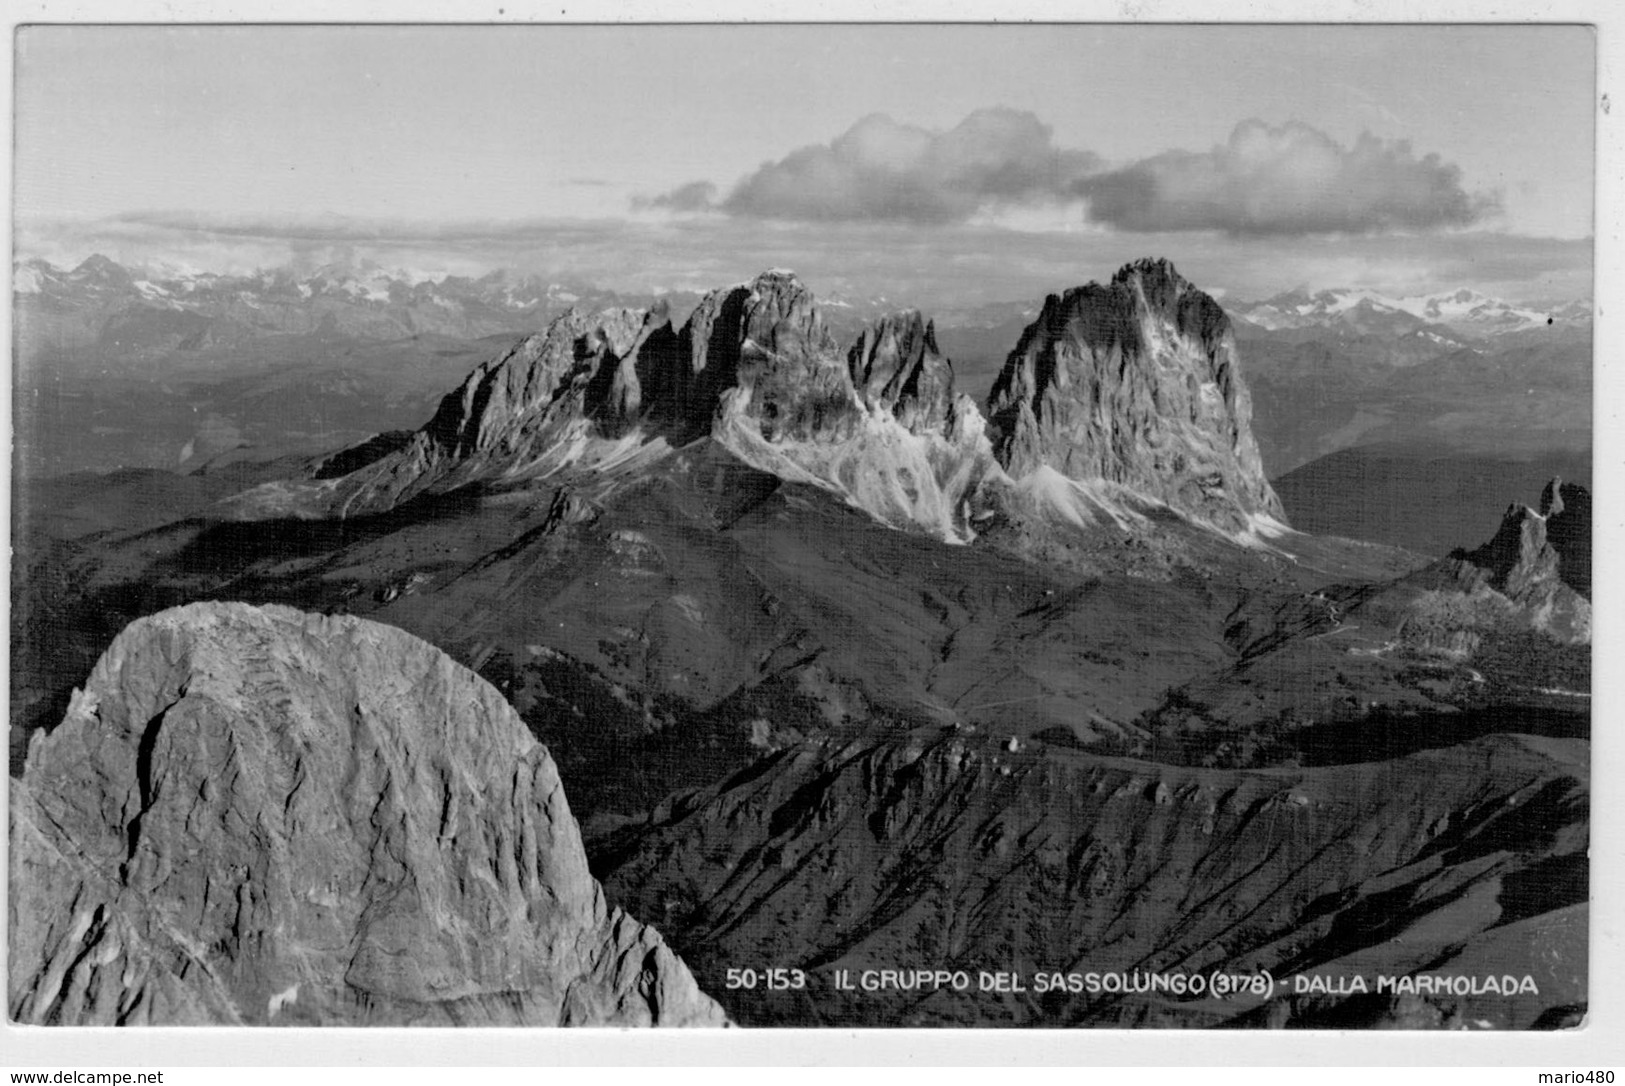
(718, 270), (863, 444)
(236, 305), (677, 520)
(1464, 500), (1565, 601)
(846, 310), (956, 436)
(8, 603), (726, 1027)
(1370, 479), (1592, 655)
(1436, 478), (1590, 646)
(1540, 478), (1591, 598)
(420, 305), (659, 456)
(986, 259), (1284, 533)
(704, 276), (995, 540)
(302, 305), (679, 514)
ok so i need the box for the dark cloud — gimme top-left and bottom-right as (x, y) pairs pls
(632, 180), (718, 213)
(644, 108), (1101, 224)
(1076, 120), (1500, 236)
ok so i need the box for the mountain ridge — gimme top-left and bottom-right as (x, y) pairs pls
(216, 260), (1288, 549)
(17, 253), (1587, 369)
(988, 258), (1283, 534)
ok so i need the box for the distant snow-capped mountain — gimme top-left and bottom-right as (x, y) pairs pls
(1232, 286), (1589, 338)
(14, 254), (692, 313)
(16, 254), (139, 298)
(12, 254), (711, 360)
(15, 253), (1007, 369)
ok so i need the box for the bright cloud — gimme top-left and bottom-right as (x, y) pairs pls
(644, 108), (1103, 225)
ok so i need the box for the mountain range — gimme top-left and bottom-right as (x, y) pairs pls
(14, 255), (1591, 495)
(15, 254), (693, 360)
(16, 255), (1589, 350)
(1229, 286), (1591, 341)
(10, 257), (1590, 1029)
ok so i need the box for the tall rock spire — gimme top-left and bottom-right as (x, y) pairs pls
(986, 258), (1284, 533)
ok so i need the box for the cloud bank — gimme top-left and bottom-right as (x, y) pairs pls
(646, 108), (1102, 225)
(648, 113), (1500, 239)
(1075, 120), (1499, 236)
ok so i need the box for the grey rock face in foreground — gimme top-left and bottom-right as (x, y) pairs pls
(8, 602), (728, 1027)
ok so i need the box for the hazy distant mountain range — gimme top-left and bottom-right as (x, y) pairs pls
(14, 254), (703, 358)
(1228, 287), (1591, 475)
(15, 254), (1591, 364)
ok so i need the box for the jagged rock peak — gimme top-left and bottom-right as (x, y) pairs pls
(1454, 477), (1592, 604)
(737, 269), (838, 359)
(1111, 257), (1234, 353)
(986, 258), (1284, 533)
(1464, 501), (1561, 600)
(1540, 477), (1591, 599)
(8, 602), (727, 1027)
(714, 269), (863, 443)
(685, 270), (831, 359)
(1540, 478), (1568, 518)
(422, 303), (669, 456)
(847, 309), (956, 435)
(249, 270), (977, 522)
(1429, 482), (1592, 645)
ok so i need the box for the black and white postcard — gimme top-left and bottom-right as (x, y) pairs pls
(5, 11), (1615, 1064)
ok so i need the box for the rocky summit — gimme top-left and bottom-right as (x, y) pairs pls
(987, 258), (1284, 533)
(1307, 478), (1596, 661)
(846, 310), (956, 436)
(720, 269), (861, 443)
(8, 602), (727, 1027)
(299, 305), (684, 516)
(1431, 478), (1592, 646)
(1539, 477), (1592, 598)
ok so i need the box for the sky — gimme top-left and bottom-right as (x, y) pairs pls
(13, 24), (1597, 305)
